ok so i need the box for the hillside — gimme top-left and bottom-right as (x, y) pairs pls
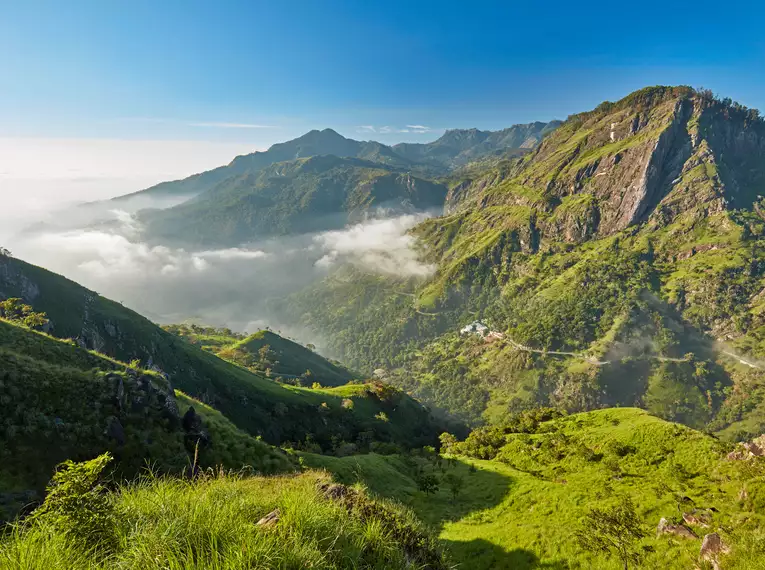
(0, 252), (446, 451)
(112, 124), (560, 205)
(139, 155), (448, 247)
(0, 317), (294, 522)
(303, 408), (765, 569)
(0, 462), (447, 569)
(283, 86), (765, 435)
(164, 325), (357, 387)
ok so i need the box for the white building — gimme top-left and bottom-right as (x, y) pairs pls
(460, 321), (489, 336)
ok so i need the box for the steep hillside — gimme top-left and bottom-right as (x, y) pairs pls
(234, 330), (356, 386)
(0, 253), (446, 451)
(0, 318), (294, 521)
(303, 408), (765, 569)
(284, 87), (765, 434)
(139, 155), (447, 247)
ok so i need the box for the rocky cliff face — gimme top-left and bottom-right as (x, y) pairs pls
(445, 87), (765, 247)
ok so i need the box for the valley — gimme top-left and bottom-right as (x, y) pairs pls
(2, 85), (765, 569)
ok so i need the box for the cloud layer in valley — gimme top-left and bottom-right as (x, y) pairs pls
(9, 206), (434, 338)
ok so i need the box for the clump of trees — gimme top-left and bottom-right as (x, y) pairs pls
(439, 408), (564, 459)
(0, 297), (49, 329)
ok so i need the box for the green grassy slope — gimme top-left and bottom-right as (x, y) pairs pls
(0, 318), (294, 521)
(0, 468), (448, 569)
(163, 324), (357, 387)
(0, 254), (445, 451)
(303, 408), (765, 569)
(235, 330), (356, 386)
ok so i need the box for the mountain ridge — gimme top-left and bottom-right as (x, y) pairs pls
(112, 123), (560, 205)
(281, 85), (765, 436)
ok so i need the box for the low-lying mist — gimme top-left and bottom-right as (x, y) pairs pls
(5, 196), (435, 346)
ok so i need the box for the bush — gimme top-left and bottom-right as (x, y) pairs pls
(29, 453), (118, 552)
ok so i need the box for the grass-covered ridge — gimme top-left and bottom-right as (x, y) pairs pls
(0, 459), (448, 569)
(304, 408), (765, 569)
(164, 324), (357, 387)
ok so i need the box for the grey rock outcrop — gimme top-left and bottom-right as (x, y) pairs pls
(657, 517), (697, 539)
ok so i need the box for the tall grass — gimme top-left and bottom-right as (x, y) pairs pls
(0, 467), (447, 570)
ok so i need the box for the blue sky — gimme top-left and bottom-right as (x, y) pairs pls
(0, 0), (763, 189)
(3, 0), (764, 142)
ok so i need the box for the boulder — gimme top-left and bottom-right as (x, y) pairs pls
(700, 533), (730, 568)
(657, 517), (697, 539)
(682, 509), (711, 528)
(182, 406), (211, 450)
(256, 509), (280, 528)
(742, 441), (764, 457)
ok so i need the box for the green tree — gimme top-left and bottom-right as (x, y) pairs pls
(258, 344), (277, 367)
(0, 297), (49, 329)
(444, 472), (464, 500)
(416, 473), (439, 495)
(575, 497), (647, 570)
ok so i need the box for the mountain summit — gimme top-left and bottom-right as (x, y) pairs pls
(112, 122), (559, 204)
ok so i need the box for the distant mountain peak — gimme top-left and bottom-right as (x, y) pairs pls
(110, 121), (560, 205)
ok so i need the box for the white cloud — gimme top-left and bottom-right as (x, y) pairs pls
(355, 125), (432, 135)
(406, 125), (432, 133)
(313, 214), (434, 278)
(196, 248), (270, 260)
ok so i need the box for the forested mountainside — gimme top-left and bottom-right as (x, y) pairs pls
(138, 155), (447, 247)
(0, 252), (446, 453)
(284, 86), (765, 436)
(115, 122), (558, 204)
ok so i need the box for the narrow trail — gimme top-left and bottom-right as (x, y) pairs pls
(499, 334), (694, 366)
(502, 337), (611, 365)
(504, 335), (765, 369)
(720, 349), (764, 370)
(390, 288), (765, 370)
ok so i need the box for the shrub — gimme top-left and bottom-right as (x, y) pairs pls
(29, 453), (118, 552)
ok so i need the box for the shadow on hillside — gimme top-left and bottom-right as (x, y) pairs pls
(408, 458), (515, 530)
(444, 539), (569, 570)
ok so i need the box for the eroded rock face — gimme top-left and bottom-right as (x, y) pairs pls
(448, 88), (765, 248)
(0, 258), (40, 302)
